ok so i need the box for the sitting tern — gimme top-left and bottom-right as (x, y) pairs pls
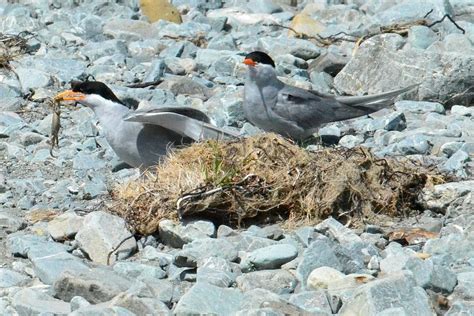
(243, 51), (418, 140)
(55, 81), (238, 168)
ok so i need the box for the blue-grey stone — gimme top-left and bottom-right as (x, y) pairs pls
(396, 134), (431, 155)
(207, 34), (237, 50)
(70, 305), (135, 316)
(54, 267), (133, 304)
(440, 142), (464, 157)
(247, 0), (282, 14)
(258, 36), (322, 60)
(395, 100), (445, 114)
(109, 292), (171, 315)
(338, 272), (433, 315)
(82, 178), (108, 200)
(442, 33), (474, 54)
(446, 301), (474, 316)
(174, 238), (238, 267)
(174, 282), (243, 315)
(157, 20), (211, 39)
(453, 271), (474, 300)
(75, 211), (136, 265)
(339, 135), (364, 149)
(7, 233), (67, 259)
(17, 132), (46, 146)
(294, 226), (320, 247)
(16, 57), (87, 83)
(408, 26), (438, 49)
(0, 268), (30, 288)
(289, 290), (333, 314)
(375, 0), (453, 25)
(240, 244), (298, 272)
(12, 288), (71, 316)
(0, 212), (26, 233)
(196, 256), (237, 287)
(296, 238), (343, 288)
(310, 71), (334, 94)
(224, 234), (278, 252)
(315, 217), (363, 245)
(172, 0), (223, 10)
(31, 251), (89, 285)
(73, 152), (107, 170)
(460, 142), (474, 155)
(158, 219), (214, 248)
(430, 264), (457, 293)
(441, 149), (469, 175)
(114, 261), (166, 280)
(82, 39), (127, 60)
(236, 269), (297, 295)
(451, 105), (474, 116)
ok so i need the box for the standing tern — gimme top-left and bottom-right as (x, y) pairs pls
(243, 51), (418, 140)
(55, 80), (238, 168)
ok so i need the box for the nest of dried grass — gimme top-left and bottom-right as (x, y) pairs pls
(0, 31), (32, 67)
(111, 134), (446, 235)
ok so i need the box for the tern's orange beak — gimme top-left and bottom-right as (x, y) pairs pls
(243, 58), (256, 66)
(54, 90), (86, 102)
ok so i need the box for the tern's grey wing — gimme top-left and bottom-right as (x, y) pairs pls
(273, 85), (370, 130)
(123, 108), (239, 141)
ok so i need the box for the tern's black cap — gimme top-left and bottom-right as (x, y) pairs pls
(245, 51), (275, 68)
(71, 80), (124, 105)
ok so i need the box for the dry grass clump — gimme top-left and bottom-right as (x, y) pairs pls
(112, 134), (445, 235)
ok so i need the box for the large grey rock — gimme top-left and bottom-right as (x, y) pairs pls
(453, 271), (474, 300)
(334, 34), (473, 106)
(174, 282), (243, 315)
(174, 238), (238, 267)
(374, 0), (454, 25)
(7, 233), (67, 259)
(113, 261), (166, 280)
(12, 288), (70, 315)
(236, 269), (297, 294)
(109, 292), (171, 315)
(446, 301), (474, 316)
(289, 290), (332, 315)
(54, 268), (133, 304)
(0, 268), (29, 287)
(75, 211), (137, 264)
(31, 251), (90, 285)
(240, 244), (298, 272)
(224, 234), (278, 252)
(47, 211), (84, 241)
(103, 18), (155, 40)
(407, 25), (438, 49)
(238, 288), (306, 315)
(296, 238), (343, 288)
(159, 219), (212, 249)
(315, 217), (363, 245)
(339, 273), (434, 315)
(196, 256), (237, 287)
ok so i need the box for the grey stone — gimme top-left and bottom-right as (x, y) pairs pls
(296, 238), (343, 288)
(103, 18), (154, 40)
(440, 142), (464, 157)
(247, 0), (282, 14)
(238, 288), (306, 314)
(339, 135), (364, 148)
(236, 269), (297, 294)
(31, 251), (90, 285)
(258, 36), (322, 60)
(174, 282), (243, 315)
(453, 271), (474, 300)
(109, 292), (171, 315)
(158, 77), (210, 98)
(441, 149), (469, 176)
(0, 268), (29, 287)
(13, 288), (70, 315)
(207, 34), (237, 50)
(334, 33), (473, 106)
(158, 219), (214, 248)
(407, 25), (438, 49)
(75, 211), (136, 265)
(396, 134), (431, 155)
(0, 212), (26, 233)
(70, 296), (91, 311)
(17, 132), (46, 146)
(174, 238), (238, 267)
(338, 272), (434, 315)
(196, 256), (237, 287)
(73, 152), (107, 170)
(294, 226), (321, 247)
(70, 305), (135, 316)
(15, 57), (87, 84)
(451, 105), (474, 116)
(421, 180), (474, 213)
(446, 301), (474, 316)
(47, 211), (84, 241)
(315, 217), (363, 245)
(217, 225), (237, 237)
(261, 224), (285, 240)
(54, 267), (133, 304)
(395, 100), (445, 114)
(131, 278), (182, 305)
(172, 0), (223, 10)
(7, 233), (67, 259)
(289, 290), (332, 314)
(82, 40), (128, 60)
(240, 244), (298, 272)
(309, 49), (349, 76)
(375, 0), (453, 25)
(224, 234), (278, 252)
(307, 266), (345, 290)
(429, 264), (457, 293)
(113, 262), (166, 280)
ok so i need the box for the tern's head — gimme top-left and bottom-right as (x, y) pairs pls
(243, 51), (277, 83)
(55, 81), (125, 109)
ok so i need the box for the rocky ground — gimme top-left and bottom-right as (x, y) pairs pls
(0, 0), (473, 315)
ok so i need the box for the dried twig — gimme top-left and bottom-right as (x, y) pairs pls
(126, 79), (163, 89)
(106, 234), (135, 265)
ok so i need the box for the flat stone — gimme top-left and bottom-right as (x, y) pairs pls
(174, 238), (238, 267)
(54, 267), (133, 304)
(408, 25), (438, 49)
(338, 272), (433, 315)
(75, 211), (136, 265)
(31, 251), (90, 285)
(240, 244), (298, 272)
(0, 268), (29, 287)
(174, 282), (243, 315)
(109, 292), (171, 315)
(236, 269), (297, 294)
(47, 211), (84, 241)
(453, 271), (474, 300)
(238, 288), (306, 315)
(69, 305), (135, 316)
(113, 261), (167, 280)
(316, 217), (363, 245)
(7, 233), (67, 259)
(12, 288), (70, 315)
(395, 100), (445, 114)
(446, 301), (474, 315)
(103, 18), (155, 40)
(307, 266), (345, 290)
(224, 234), (278, 252)
(158, 219), (214, 248)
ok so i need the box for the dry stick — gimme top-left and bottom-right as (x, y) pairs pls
(106, 234), (135, 265)
(126, 79), (163, 88)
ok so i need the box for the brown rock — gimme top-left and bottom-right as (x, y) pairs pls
(139, 0), (182, 24)
(288, 13), (325, 38)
